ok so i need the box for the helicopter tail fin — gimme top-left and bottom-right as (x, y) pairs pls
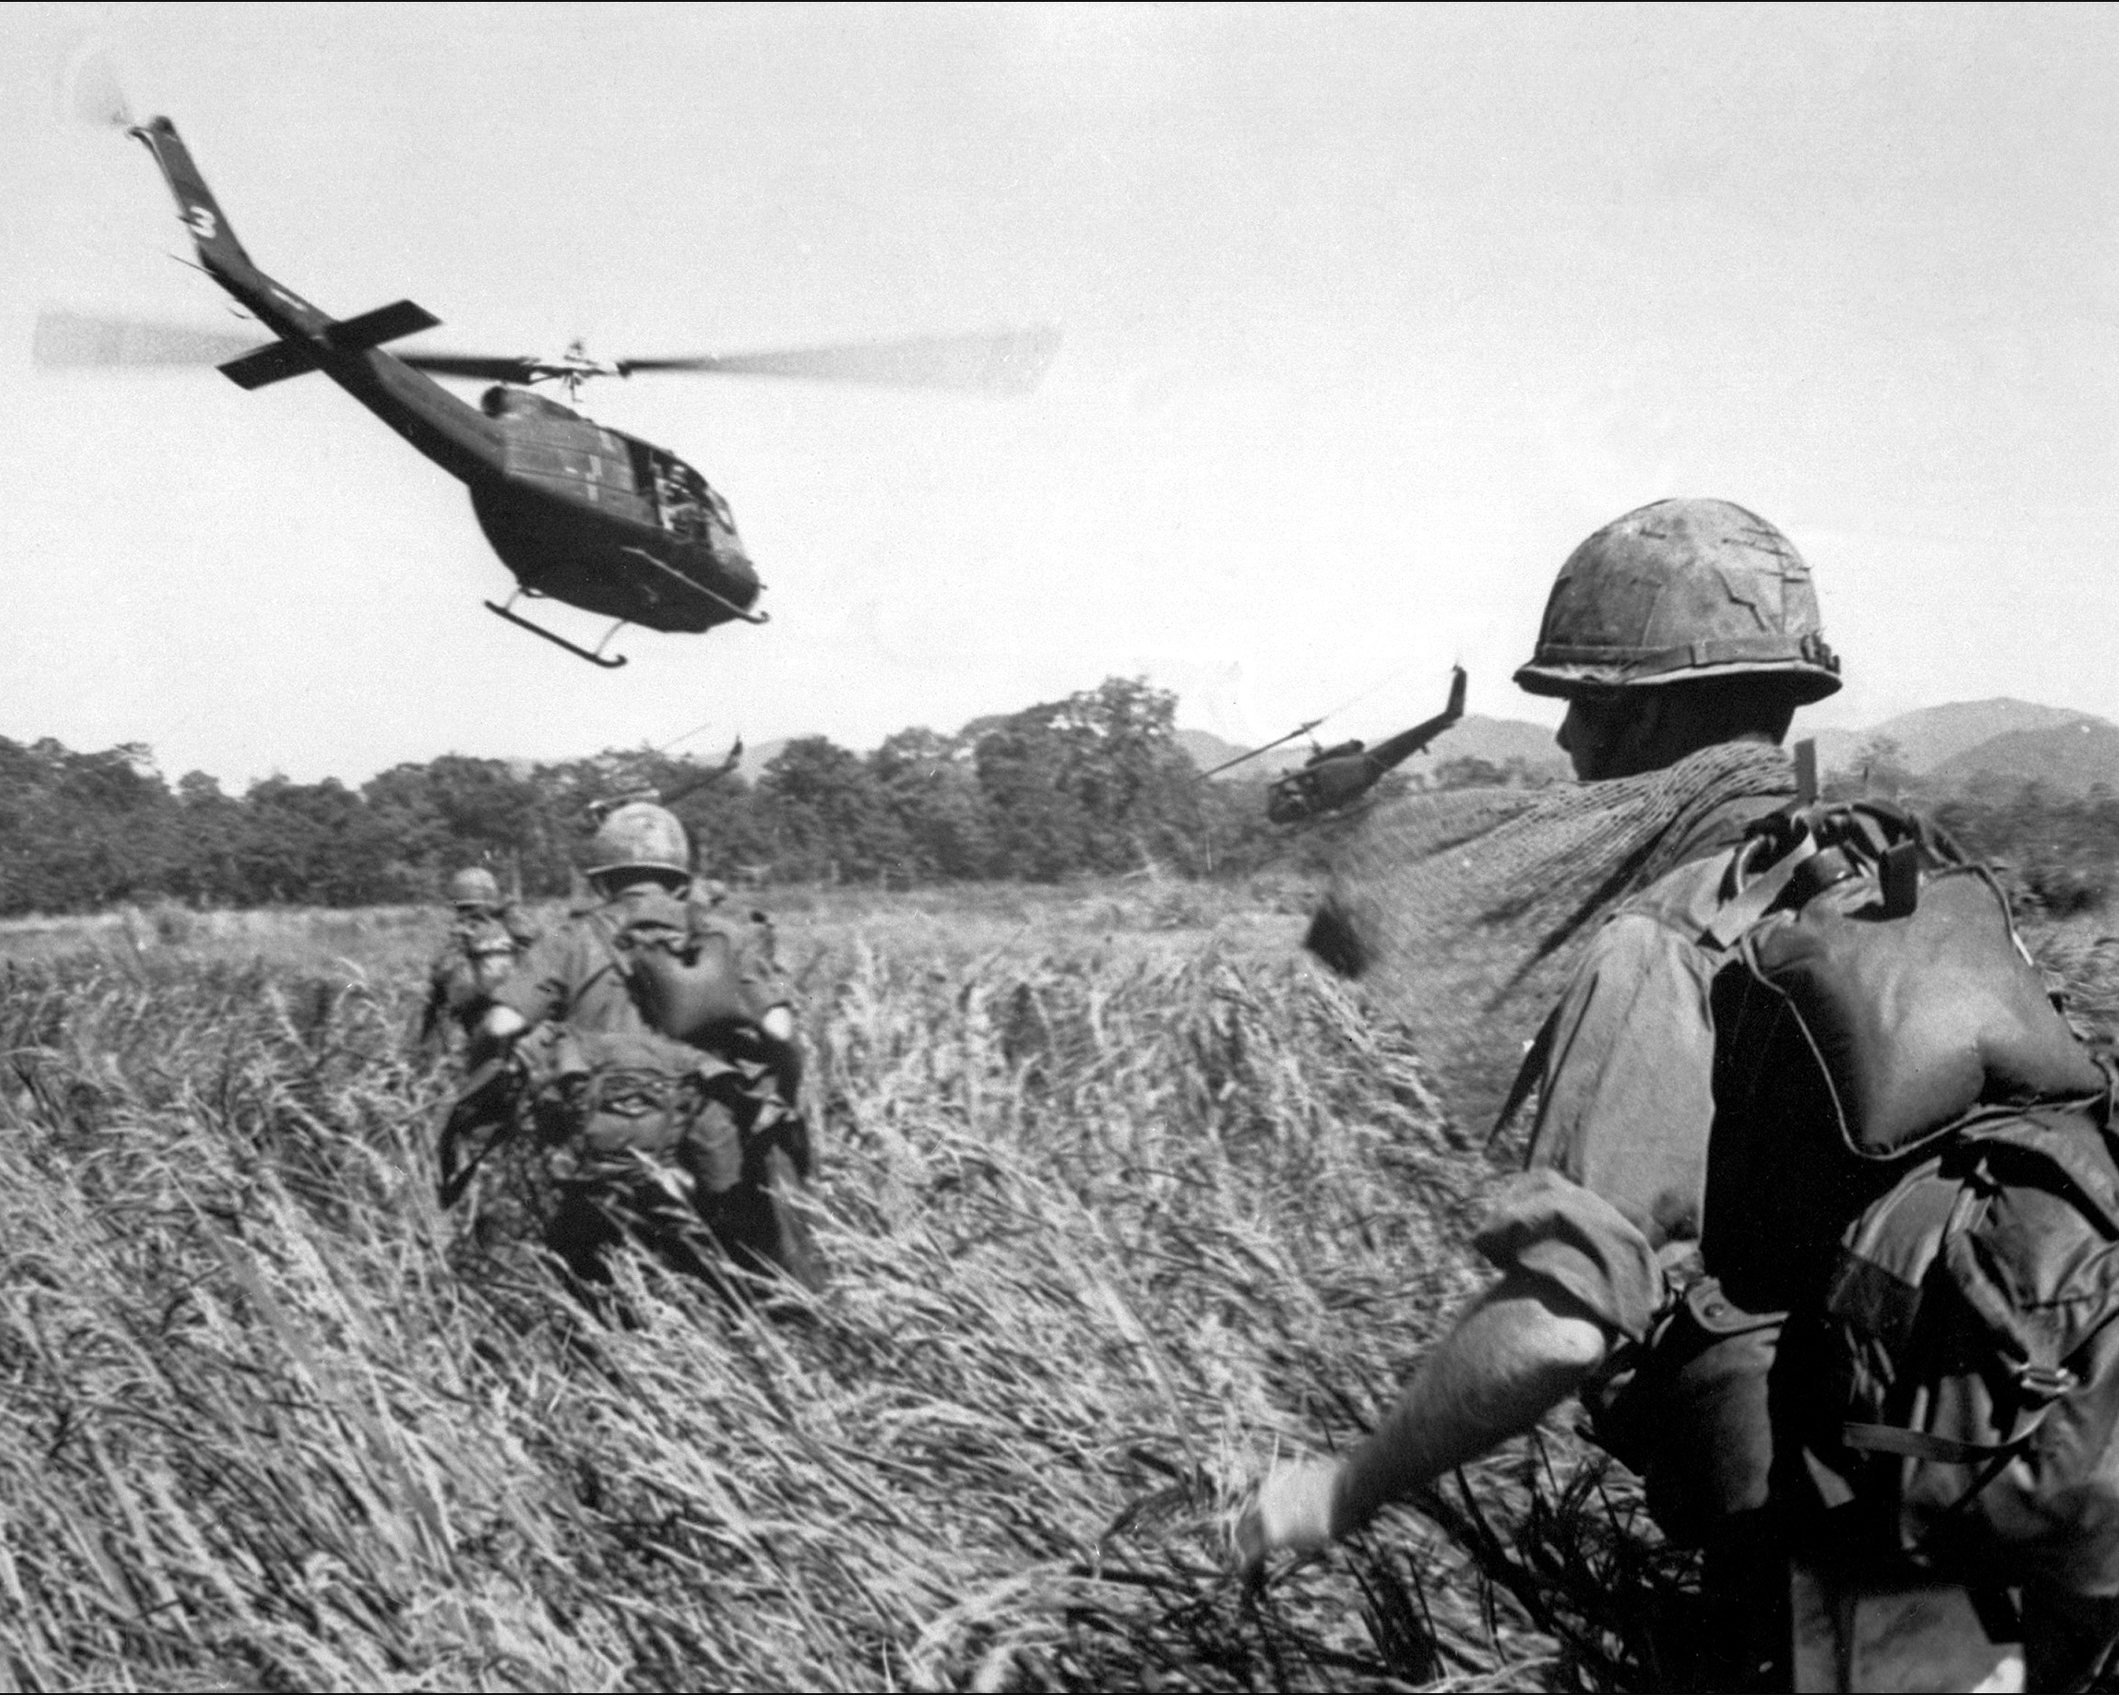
(130, 116), (257, 281)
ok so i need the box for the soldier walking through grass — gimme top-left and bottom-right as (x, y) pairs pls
(457, 801), (824, 1296)
(415, 865), (538, 1064)
(1239, 500), (2119, 1691)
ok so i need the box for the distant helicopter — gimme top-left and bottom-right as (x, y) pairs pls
(36, 114), (1058, 668)
(1203, 666), (1468, 823)
(582, 735), (745, 828)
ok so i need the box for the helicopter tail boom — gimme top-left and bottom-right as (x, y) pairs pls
(130, 117), (264, 289)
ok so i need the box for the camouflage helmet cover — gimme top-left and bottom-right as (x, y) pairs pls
(1514, 498), (1842, 704)
(447, 866), (502, 906)
(585, 801), (691, 880)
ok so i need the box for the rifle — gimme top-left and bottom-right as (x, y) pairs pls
(436, 1051), (524, 1209)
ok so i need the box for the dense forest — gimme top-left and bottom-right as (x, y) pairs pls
(4, 690), (2110, 918)
(0, 679), (1300, 915)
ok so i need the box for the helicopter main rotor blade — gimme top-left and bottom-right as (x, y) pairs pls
(33, 310), (269, 369)
(617, 325), (1061, 394)
(396, 352), (546, 383)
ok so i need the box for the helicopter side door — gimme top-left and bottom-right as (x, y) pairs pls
(497, 411), (654, 523)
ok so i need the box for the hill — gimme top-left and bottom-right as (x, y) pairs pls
(1831, 698), (2099, 774)
(1929, 718), (2119, 793)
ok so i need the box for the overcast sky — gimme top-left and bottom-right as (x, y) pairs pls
(6, 3), (2117, 785)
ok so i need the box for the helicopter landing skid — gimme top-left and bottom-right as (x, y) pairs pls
(484, 596), (629, 668)
(621, 548), (770, 626)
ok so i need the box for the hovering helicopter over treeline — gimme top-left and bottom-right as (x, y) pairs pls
(36, 113), (1058, 668)
(1202, 666), (1468, 824)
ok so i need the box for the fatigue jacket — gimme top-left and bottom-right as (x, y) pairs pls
(1473, 793), (1829, 1339)
(492, 883), (789, 1040)
(427, 905), (539, 1023)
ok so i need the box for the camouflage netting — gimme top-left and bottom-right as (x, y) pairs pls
(1306, 741), (1796, 1145)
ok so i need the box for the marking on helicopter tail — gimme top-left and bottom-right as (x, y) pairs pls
(184, 205), (217, 240)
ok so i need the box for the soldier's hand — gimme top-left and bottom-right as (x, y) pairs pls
(1233, 1458), (1342, 1581)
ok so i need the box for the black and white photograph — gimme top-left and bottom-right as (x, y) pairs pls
(5, 5), (2118, 1690)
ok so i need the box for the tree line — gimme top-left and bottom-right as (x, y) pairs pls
(0, 679), (1312, 916)
(37, 692), (2089, 924)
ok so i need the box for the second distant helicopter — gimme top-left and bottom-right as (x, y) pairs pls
(1203, 666), (1469, 823)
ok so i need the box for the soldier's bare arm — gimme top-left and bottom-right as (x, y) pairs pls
(1239, 1273), (1614, 1570)
(1240, 910), (1712, 1574)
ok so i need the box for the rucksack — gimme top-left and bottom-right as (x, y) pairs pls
(1585, 770), (2119, 1594)
(513, 1022), (748, 1195)
(1707, 796), (2102, 1161)
(1705, 785), (2119, 1588)
(1796, 1105), (2119, 1595)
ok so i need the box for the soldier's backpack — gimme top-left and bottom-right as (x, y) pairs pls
(587, 889), (774, 1043)
(512, 1021), (747, 1194)
(1693, 787), (2119, 1592)
(1797, 1105), (2119, 1596)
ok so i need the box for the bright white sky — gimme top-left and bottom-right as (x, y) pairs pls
(5, 3), (2117, 786)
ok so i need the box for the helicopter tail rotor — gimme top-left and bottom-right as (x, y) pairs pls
(60, 41), (133, 131)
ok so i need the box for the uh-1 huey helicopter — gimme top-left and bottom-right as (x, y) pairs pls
(1202, 665), (1468, 824)
(36, 111), (1058, 669)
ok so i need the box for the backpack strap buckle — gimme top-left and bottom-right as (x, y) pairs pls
(2014, 1362), (2079, 1403)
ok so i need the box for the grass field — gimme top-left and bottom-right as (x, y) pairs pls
(5, 881), (2116, 1691)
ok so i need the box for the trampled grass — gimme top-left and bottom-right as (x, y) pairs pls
(12, 884), (2109, 1691)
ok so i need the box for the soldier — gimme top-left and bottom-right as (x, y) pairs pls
(474, 801), (821, 1294)
(416, 865), (538, 1062)
(1235, 500), (2119, 1688)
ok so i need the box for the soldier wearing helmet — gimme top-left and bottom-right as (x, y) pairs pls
(416, 863), (539, 1060)
(1238, 500), (1848, 1684)
(476, 802), (820, 1293)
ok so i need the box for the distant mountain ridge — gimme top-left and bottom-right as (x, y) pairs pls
(1812, 699), (2098, 774)
(1801, 698), (2117, 794)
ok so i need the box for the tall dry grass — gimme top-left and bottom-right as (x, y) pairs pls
(12, 879), (2001, 1691)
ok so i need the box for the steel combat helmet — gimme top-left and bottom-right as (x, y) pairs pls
(584, 802), (691, 881)
(446, 867), (502, 907)
(1514, 499), (1842, 703)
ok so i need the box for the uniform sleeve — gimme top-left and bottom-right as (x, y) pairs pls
(737, 911), (792, 1014)
(1473, 911), (1721, 1341)
(489, 928), (583, 1024)
(692, 897), (791, 1019)
(502, 904), (540, 948)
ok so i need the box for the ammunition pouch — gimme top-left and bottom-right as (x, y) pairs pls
(515, 1024), (747, 1195)
(1587, 1277), (1785, 1547)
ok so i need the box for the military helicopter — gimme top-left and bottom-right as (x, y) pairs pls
(1203, 666), (1468, 823)
(36, 114), (1058, 668)
(581, 734), (746, 828)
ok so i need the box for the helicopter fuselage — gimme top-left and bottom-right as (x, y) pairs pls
(128, 117), (763, 639)
(468, 386), (759, 632)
